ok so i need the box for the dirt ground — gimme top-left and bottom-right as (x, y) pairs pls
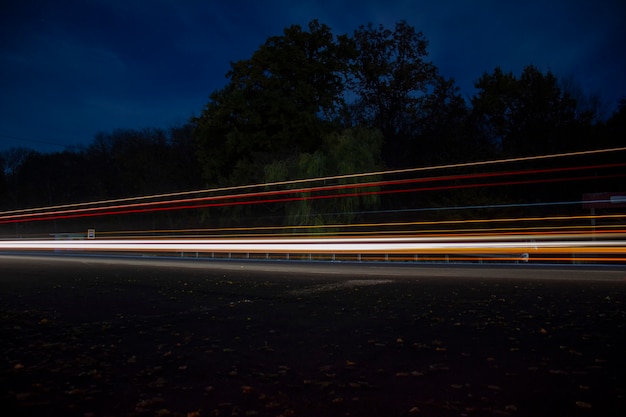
(1, 255), (625, 416)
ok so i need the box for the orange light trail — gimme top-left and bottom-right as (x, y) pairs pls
(1, 147), (625, 265)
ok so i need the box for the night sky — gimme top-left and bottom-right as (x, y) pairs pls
(1, 0), (625, 153)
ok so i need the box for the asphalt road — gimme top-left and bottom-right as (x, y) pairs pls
(2, 253), (625, 417)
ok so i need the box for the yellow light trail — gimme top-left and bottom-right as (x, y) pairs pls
(88, 213), (625, 239)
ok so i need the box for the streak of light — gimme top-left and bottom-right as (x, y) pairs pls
(91, 229), (626, 244)
(82, 214), (626, 240)
(2, 146), (625, 217)
(2, 162), (622, 221)
(1, 169), (624, 224)
(1, 147), (624, 265)
(0, 237), (624, 259)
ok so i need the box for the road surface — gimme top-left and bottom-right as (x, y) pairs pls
(2, 253), (625, 417)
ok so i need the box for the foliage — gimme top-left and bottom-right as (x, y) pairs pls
(263, 128), (383, 226)
(193, 20), (354, 186)
(0, 126), (201, 209)
(471, 65), (598, 156)
(603, 98), (626, 147)
(347, 21), (437, 137)
(346, 21), (462, 168)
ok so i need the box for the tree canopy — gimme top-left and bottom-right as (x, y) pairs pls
(193, 20), (353, 186)
(471, 65), (601, 156)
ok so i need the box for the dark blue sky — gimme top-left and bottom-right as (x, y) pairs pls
(1, 0), (625, 153)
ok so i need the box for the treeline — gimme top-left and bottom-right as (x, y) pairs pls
(1, 125), (201, 208)
(1, 21), (625, 232)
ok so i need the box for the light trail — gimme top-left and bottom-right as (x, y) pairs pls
(94, 224), (626, 240)
(1, 168), (623, 224)
(2, 146), (624, 217)
(0, 236), (624, 262)
(169, 213), (624, 237)
(1, 147), (624, 264)
(2, 161), (622, 222)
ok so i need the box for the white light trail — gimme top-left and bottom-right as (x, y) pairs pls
(1, 237), (624, 255)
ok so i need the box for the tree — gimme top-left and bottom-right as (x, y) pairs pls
(604, 98), (626, 147)
(471, 65), (596, 156)
(263, 128), (383, 226)
(0, 147), (34, 178)
(8, 151), (79, 208)
(346, 21), (444, 167)
(0, 152), (5, 202)
(416, 76), (483, 164)
(86, 127), (203, 198)
(194, 20), (354, 186)
(168, 123), (203, 190)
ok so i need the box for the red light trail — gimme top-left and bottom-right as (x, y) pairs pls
(0, 162), (624, 224)
(1, 147), (625, 264)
